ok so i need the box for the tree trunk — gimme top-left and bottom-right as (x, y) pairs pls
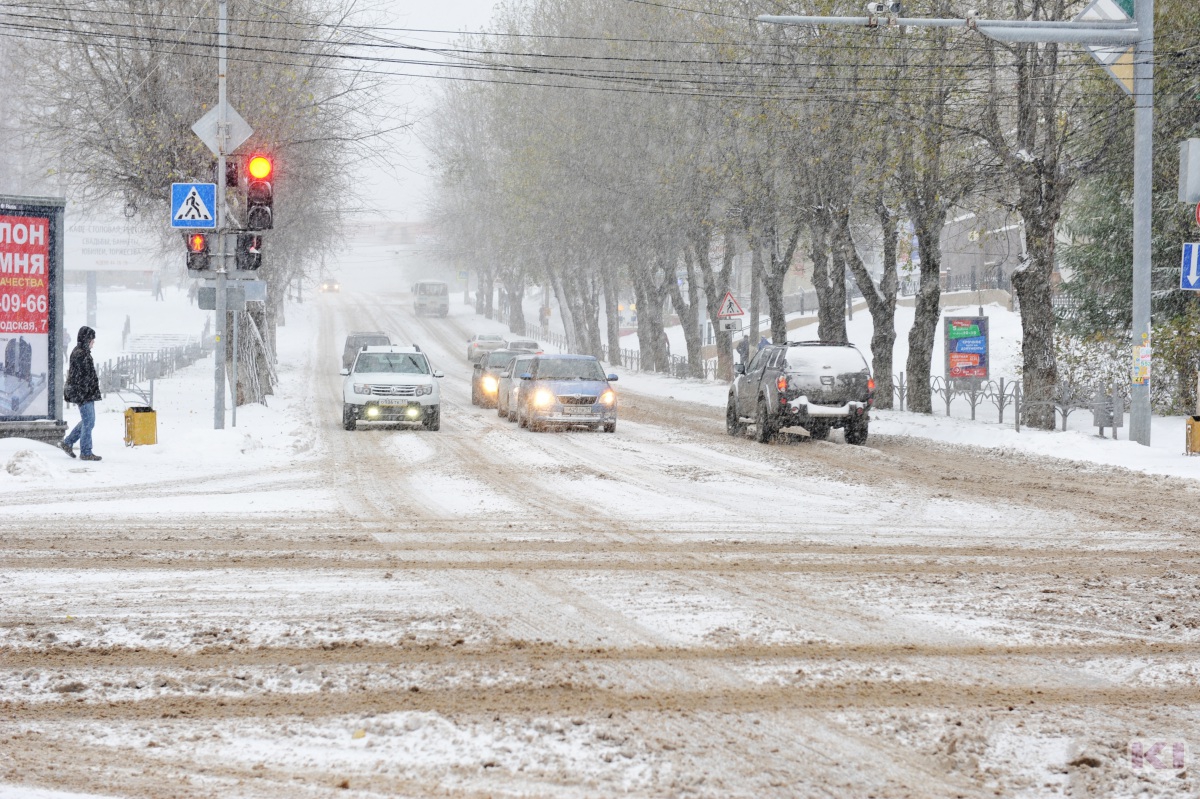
(836, 204), (898, 408)
(668, 248), (704, 378)
(503, 271), (526, 336)
(601, 263), (622, 366)
(810, 209), (846, 343)
(695, 225), (736, 382)
(631, 262), (667, 372)
(904, 211), (944, 414)
(748, 243), (762, 343)
(1011, 215), (1058, 429)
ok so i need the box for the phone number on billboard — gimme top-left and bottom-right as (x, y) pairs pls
(0, 293), (48, 314)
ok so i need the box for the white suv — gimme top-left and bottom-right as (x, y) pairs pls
(341, 346), (443, 431)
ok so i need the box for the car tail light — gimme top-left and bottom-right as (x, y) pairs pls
(867, 378), (876, 392)
(776, 375), (788, 393)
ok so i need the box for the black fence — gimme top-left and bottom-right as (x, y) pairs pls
(97, 335), (211, 399)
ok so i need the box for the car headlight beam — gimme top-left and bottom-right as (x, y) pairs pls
(600, 390), (616, 406)
(533, 389), (555, 408)
(482, 376), (498, 393)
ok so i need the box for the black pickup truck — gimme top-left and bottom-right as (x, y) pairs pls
(726, 341), (875, 444)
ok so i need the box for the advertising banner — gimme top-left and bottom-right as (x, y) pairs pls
(944, 317), (990, 380)
(0, 197), (64, 421)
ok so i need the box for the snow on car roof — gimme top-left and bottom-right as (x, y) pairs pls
(783, 343), (869, 373)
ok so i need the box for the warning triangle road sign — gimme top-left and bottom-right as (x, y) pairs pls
(175, 187), (214, 221)
(717, 291), (744, 318)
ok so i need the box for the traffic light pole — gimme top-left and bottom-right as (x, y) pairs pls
(213, 0), (228, 430)
(758, 10), (1152, 445)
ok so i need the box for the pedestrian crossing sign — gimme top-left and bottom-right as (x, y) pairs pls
(171, 183), (216, 229)
(717, 291), (744, 318)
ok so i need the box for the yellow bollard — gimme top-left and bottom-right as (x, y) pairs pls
(1186, 416), (1200, 456)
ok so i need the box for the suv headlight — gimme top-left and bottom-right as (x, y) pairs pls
(353, 383), (371, 394)
(419, 384), (433, 396)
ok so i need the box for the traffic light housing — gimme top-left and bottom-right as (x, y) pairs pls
(236, 233), (263, 271)
(185, 232), (210, 270)
(245, 155), (273, 230)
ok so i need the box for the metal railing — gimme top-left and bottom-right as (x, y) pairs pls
(97, 332), (211, 403)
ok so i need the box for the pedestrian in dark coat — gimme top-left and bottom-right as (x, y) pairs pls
(61, 326), (102, 461)
(736, 336), (750, 364)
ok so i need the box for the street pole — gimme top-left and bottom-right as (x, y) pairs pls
(1129, 0), (1154, 445)
(213, 0), (228, 430)
(758, 11), (1150, 443)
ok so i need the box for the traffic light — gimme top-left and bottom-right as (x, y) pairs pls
(235, 233), (263, 271)
(225, 159), (238, 187)
(245, 154), (273, 230)
(185, 232), (210, 270)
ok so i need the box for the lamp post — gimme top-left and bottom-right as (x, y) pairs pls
(758, 8), (1153, 445)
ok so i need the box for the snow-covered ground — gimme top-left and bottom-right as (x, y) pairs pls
(2, 257), (1197, 798)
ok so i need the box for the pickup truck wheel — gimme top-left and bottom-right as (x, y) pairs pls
(754, 398), (774, 444)
(844, 417), (869, 445)
(726, 395), (746, 436)
(424, 406), (441, 431)
(342, 404), (357, 431)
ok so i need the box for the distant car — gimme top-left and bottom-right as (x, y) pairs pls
(504, 338), (542, 354)
(341, 346), (443, 431)
(413, 280), (450, 317)
(342, 332), (391, 371)
(319, 279), (340, 293)
(497, 354), (537, 422)
(514, 354), (618, 433)
(467, 333), (506, 363)
(727, 341), (874, 444)
(472, 349), (526, 407)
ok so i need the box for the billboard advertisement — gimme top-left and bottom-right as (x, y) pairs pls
(944, 317), (990, 381)
(0, 197), (64, 421)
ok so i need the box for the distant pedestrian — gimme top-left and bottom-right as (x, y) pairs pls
(152, 272), (164, 301)
(757, 335), (769, 352)
(122, 315), (131, 350)
(736, 336), (749, 364)
(187, 281), (198, 306)
(61, 326), (103, 462)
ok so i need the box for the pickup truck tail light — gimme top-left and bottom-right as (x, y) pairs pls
(867, 378), (876, 392)
(776, 375), (788, 394)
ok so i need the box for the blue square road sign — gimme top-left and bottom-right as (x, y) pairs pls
(1182, 243), (1200, 291)
(171, 183), (217, 229)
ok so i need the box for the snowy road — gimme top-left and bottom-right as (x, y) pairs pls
(2, 287), (1199, 798)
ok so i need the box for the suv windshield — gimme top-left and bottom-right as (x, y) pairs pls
(535, 359), (606, 380)
(355, 353), (430, 374)
(418, 283), (448, 295)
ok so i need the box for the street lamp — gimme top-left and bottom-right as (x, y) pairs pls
(758, 7), (1154, 445)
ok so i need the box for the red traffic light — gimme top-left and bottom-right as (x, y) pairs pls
(187, 233), (208, 253)
(247, 155), (273, 181)
(184, 232), (210, 270)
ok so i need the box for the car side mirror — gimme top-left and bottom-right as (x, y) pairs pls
(433, 370), (444, 378)
(607, 374), (619, 382)
(520, 373), (532, 380)
(733, 363), (745, 375)
(339, 368), (350, 376)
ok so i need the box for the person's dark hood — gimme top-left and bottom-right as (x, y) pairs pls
(76, 326), (95, 346)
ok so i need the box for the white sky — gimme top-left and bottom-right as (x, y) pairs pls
(354, 0), (500, 223)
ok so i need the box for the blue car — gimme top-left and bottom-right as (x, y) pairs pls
(516, 354), (618, 433)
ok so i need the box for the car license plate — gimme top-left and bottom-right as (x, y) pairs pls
(378, 399), (411, 407)
(563, 406), (593, 416)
